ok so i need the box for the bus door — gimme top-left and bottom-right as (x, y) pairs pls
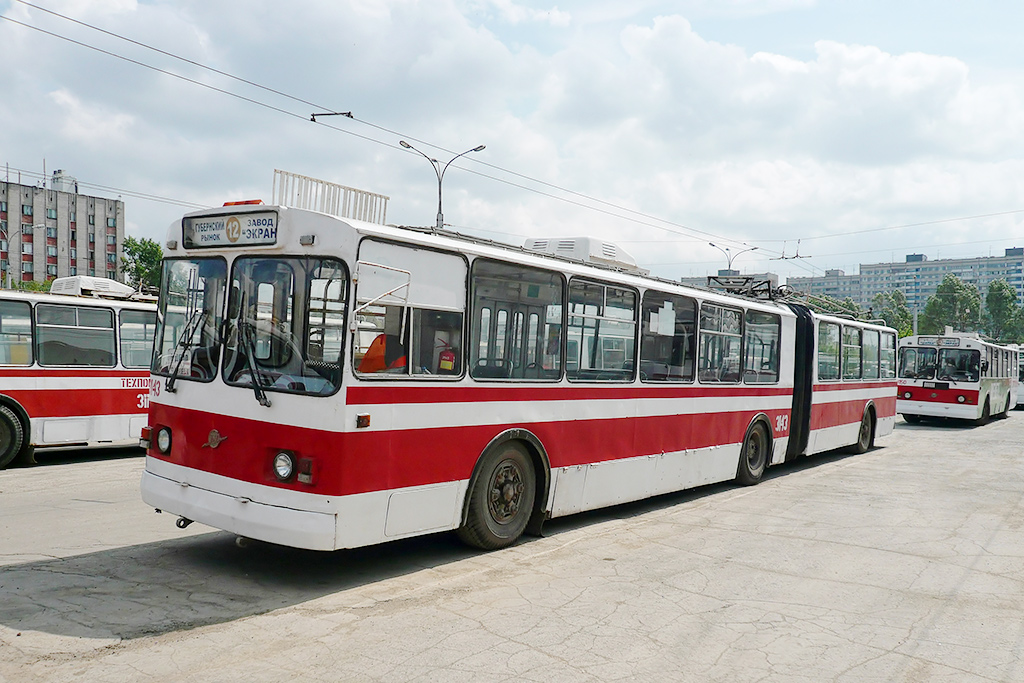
(784, 304), (814, 460)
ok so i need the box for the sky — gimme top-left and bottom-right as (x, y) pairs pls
(2, 0), (1024, 284)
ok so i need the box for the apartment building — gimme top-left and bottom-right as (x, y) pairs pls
(0, 171), (123, 287)
(787, 249), (1024, 310)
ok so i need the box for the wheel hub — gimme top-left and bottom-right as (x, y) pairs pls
(488, 461), (524, 524)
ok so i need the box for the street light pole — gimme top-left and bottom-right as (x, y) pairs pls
(400, 141), (485, 230)
(708, 242), (759, 271)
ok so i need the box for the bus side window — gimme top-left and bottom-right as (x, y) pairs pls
(120, 309), (157, 369)
(881, 333), (896, 378)
(817, 321), (840, 381)
(862, 329), (880, 379)
(36, 304), (115, 367)
(842, 326), (862, 380)
(698, 303), (742, 383)
(0, 300), (33, 365)
(639, 290), (695, 382)
(354, 240), (467, 380)
(355, 305), (407, 374)
(410, 309), (462, 375)
(470, 259), (564, 381)
(566, 280), (637, 382)
(743, 310), (780, 384)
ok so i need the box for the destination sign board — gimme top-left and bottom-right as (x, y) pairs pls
(183, 212), (278, 248)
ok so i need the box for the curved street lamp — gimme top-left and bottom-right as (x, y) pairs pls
(400, 141), (485, 230)
(709, 242), (759, 271)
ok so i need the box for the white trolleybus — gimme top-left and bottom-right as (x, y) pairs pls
(140, 203), (898, 551)
(0, 276), (157, 469)
(898, 329), (1018, 424)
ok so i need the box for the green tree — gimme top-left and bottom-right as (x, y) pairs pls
(14, 279), (51, 292)
(919, 274), (982, 334)
(870, 289), (913, 336)
(811, 293), (862, 318)
(121, 236), (163, 291)
(984, 279), (1022, 342)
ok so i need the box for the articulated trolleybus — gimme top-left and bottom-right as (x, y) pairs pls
(141, 202), (897, 551)
(0, 276), (157, 469)
(897, 330), (1018, 424)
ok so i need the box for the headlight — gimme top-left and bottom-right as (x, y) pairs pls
(903, 391), (912, 399)
(156, 427), (172, 454)
(957, 395), (966, 403)
(273, 452), (295, 481)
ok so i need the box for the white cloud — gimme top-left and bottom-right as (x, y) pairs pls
(2, 0), (1024, 282)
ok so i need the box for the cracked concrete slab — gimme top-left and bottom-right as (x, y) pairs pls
(2, 416), (1023, 682)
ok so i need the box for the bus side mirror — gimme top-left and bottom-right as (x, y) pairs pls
(981, 360), (989, 372)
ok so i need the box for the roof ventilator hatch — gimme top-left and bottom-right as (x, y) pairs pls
(523, 237), (649, 275)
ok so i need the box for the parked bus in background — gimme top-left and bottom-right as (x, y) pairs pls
(0, 276), (157, 468)
(140, 202), (898, 552)
(898, 330), (1018, 424)
(1016, 347), (1024, 408)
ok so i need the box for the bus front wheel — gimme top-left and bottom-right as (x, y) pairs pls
(975, 399), (991, 426)
(0, 405), (26, 470)
(736, 422), (769, 486)
(458, 442), (536, 550)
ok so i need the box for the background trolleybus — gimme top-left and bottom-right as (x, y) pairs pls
(0, 276), (157, 468)
(897, 330), (1018, 424)
(141, 202), (898, 551)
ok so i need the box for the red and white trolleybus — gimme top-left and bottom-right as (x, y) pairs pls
(140, 203), (898, 551)
(897, 330), (1018, 424)
(0, 276), (157, 468)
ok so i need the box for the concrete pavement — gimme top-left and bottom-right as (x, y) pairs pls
(2, 416), (1023, 682)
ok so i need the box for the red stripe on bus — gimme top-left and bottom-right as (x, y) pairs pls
(0, 368), (150, 378)
(812, 381), (898, 392)
(811, 395), (897, 429)
(148, 403), (795, 497)
(4, 389), (147, 418)
(346, 384), (795, 405)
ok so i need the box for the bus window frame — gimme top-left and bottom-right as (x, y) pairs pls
(353, 239), (468, 382)
(565, 277), (639, 383)
(469, 257), (566, 382)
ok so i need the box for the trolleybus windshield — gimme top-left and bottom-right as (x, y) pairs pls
(222, 256), (347, 398)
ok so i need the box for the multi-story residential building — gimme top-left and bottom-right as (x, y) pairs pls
(786, 249), (1024, 311)
(0, 171), (123, 287)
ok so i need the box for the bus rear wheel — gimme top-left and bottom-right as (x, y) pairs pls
(0, 406), (26, 470)
(458, 442), (536, 550)
(849, 410), (875, 454)
(736, 422), (769, 486)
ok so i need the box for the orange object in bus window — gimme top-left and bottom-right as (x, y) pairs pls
(358, 334), (407, 373)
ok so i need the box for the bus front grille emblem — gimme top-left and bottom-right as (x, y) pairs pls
(203, 429), (227, 449)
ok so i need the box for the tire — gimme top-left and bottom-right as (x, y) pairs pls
(974, 399), (991, 426)
(902, 414), (922, 424)
(848, 410), (875, 454)
(735, 422), (769, 486)
(0, 405), (26, 470)
(999, 393), (1011, 419)
(457, 442), (536, 550)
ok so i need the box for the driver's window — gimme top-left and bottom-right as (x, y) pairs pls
(353, 240), (467, 380)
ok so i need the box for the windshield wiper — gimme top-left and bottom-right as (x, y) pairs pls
(165, 309), (208, 393)
(237, 320), (272, 407)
